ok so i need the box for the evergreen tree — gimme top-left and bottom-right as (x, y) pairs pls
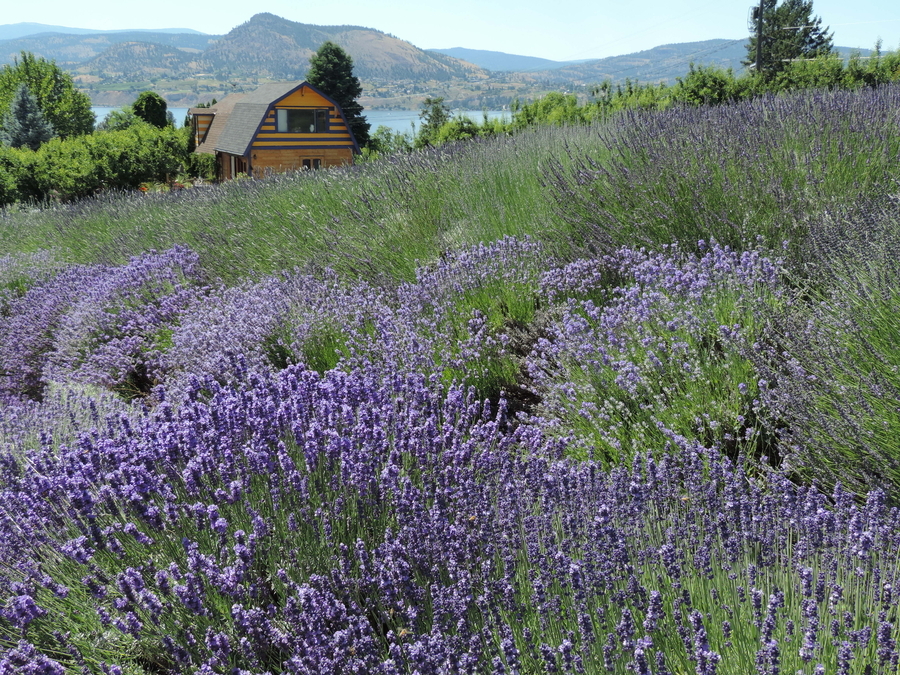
(744, 0), (833, 77)
(0, 52), (93, 138)
(0, 83), (55, 150)
(306, 41), (370, 147)
(133, 91), (170, 129)
(415, 97), (451, 148)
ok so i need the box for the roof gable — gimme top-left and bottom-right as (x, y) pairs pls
(214, 81), (360, 157)
(191, 93), (245, 155)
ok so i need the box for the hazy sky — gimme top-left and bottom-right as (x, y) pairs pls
(6, 0), (899, 61)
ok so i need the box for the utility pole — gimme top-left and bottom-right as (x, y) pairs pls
(755, 0), (764, 72)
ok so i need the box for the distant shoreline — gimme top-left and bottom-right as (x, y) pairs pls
(91, 107), (512, 134)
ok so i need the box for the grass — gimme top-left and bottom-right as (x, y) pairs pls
(0, 126), (585, 286)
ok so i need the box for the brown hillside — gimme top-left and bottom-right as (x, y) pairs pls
(77, 41), (205, 78)
(202, 13), (487, 82)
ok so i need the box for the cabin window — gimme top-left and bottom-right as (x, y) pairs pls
(276, 109), (328, 133)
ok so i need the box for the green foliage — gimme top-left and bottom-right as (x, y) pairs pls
(595, 79), (673, 114)
(17, 123), (190, 202)
(0, 83), (55, 150)
(361, 124), (414, 159)
(510, 43), (900, 135)
(0, 145), (26, 206)
(132, 91), (169, 129)
(306, 41), (370, 147)
(95, 106), (141, 132)
(0, 51), (94, 138)
(434, 116), (482, 144)
(745, 0), (834, 78)
(510, 91), (588, 129)
(415, 96), (452, 147)
(672, 63), (741, 105)
(186, 150), (216, 180)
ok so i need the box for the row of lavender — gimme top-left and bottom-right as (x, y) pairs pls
(1, 213), (899, 673)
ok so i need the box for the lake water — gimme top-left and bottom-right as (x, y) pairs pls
(90, 107), (510, 134)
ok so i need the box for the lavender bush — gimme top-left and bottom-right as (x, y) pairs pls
(0, 247), (207, 402)
(1, 361), (899, 674)
(545, 85), (900, 256)
(527, 240), (786, 465)
(749, 197), (900, 498)
(2, 84), (900, 672)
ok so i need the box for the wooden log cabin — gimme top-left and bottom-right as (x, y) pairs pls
(189, 81), (360, 179)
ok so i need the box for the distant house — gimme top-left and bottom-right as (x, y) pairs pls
(189, 81), (360, 180)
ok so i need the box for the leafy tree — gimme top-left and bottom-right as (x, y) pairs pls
(29, 123), (189, 202)
(510, 92), (586, 129)
(96, 106), (142, 132)
(363, 125), (413, 158)
(415, 96), (451, 148)
(0, 84), (55, 150)
(306, 41), (370, 147)
(132, 91), (169, 129)
(672, 64), (740, 105)
(435, 117), (482, 145)
(744, 0), (833, 77)
(0, 145), (26, 205)
(0, 52), (94, 138)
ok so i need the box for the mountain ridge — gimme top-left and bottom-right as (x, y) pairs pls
(0, 16), (877, 110)
(0, 22), (206, 41)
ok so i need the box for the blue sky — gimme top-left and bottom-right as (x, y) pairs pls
(7, 0), (899, 61)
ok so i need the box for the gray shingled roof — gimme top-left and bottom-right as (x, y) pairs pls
(215, 82), (301, 156)
(190, 93), (245, 155)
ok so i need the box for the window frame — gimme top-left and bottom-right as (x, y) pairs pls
(275, 108), (329, 134)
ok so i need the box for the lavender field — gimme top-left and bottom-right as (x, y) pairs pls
(1, 85), (900, 674)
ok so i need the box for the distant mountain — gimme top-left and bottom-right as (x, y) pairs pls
(0, 22), (206, 41)
(428, 48), (582, 72)
(202, 13), (486, 81)
(524, 39), (873, 84)
(79, 42), (207, 78)
(0, 14), (489, 81)
(0, 16), (879, 109)
(0, 31), (218, 65)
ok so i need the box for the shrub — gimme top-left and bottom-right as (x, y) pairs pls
(0, 145), (24, 206)
(28, 123), (189, 201)
(511, 91), (587, 128)
(434, 116), (482, 144)
(132, 91), (169, 129)
(672, 63), (741, 105)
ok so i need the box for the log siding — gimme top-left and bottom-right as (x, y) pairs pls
(195, 81), (359, 180)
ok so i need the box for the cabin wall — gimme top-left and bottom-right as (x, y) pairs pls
(217, 152), (248, 180)
(193, 114), (214, 147)
(251, 86), (357, 155)
(208, 84), (359, 181)
(250, 147), (354, 176)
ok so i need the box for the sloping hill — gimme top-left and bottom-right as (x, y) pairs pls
(0, 31), (217, 65)
(530, 39), (748, 83)
(78, 41), (207, 78)
(0, 22), (205, 41)
(428, 47), (579, 72)
(525, 39), (875, 84)
(201, 13), (487, 81)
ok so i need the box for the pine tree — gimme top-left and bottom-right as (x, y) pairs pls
(744, 0), (833, 77)
(415, 97), (451, 148)
(0, 83), (55, 150)
(306, 41), (370, 147)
